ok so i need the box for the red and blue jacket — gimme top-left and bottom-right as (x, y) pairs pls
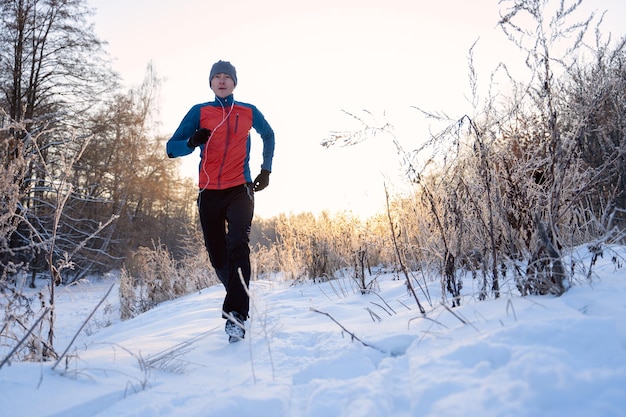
(166, 94), (275, 190)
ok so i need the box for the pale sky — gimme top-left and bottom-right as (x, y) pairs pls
(88, 0), (626, 218)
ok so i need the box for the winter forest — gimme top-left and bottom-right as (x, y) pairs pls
(1, 0), (626, 406)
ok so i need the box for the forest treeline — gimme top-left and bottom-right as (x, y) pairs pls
(1, 0), (625, 362)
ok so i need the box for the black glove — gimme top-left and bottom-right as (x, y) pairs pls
(187, 128), (211, 148)
(253, 169), (271, 192)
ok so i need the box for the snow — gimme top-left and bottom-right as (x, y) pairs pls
(1, 246), (626, 417)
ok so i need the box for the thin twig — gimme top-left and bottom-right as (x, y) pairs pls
(370, 302), (393, 317)
(441, 302), (480, 333)
(371, 291), (396, 315)
(52, 283), (115, 371)
(384, 183), (426, 314)
(0, 307), (51, 369)
(310, 307), (387, 354)
(506, 298), (518, 321)
(237, 267), (277, 382)
(145, 325), (221, 372)
(408, 314), (449, 330)
(364, 307), (382, 322)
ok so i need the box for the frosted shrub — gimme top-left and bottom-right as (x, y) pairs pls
(119, 267), (136, 321)
(119, 241), (220, 319)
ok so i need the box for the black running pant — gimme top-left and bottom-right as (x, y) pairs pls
(198, 184), (254, 318)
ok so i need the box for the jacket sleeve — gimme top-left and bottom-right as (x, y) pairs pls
(251, 106), (275, 172)
(166, 105), (201, 158)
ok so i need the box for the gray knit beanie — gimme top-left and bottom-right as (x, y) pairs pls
(210, 60), (237, 86)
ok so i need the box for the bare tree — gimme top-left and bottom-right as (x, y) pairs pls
(0, 0), (117, 362)
(0, 0), (116, 279)
(81, 64), (198, 266)
(564, 34), (626, 230)
(320, 0), (624, 304)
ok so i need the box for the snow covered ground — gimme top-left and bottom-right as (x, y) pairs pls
(1, 246), (625, 417)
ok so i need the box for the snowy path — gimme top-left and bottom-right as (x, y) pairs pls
(2, 247), (626, 416)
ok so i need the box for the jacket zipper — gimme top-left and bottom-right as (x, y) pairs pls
(217, 112), (233, 188)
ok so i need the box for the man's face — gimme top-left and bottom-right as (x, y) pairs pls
(211, 73), (236, 98)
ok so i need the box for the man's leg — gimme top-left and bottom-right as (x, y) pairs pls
(222, 184), (254, 318)
(198, 190), (229, 286)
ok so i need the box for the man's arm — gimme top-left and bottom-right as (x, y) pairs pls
(252, 106), (275, 172)
(166, 105), (201, 158)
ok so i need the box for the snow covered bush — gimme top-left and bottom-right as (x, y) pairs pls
(120, 241), (220, 320)
(322, 0), (626, 305)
